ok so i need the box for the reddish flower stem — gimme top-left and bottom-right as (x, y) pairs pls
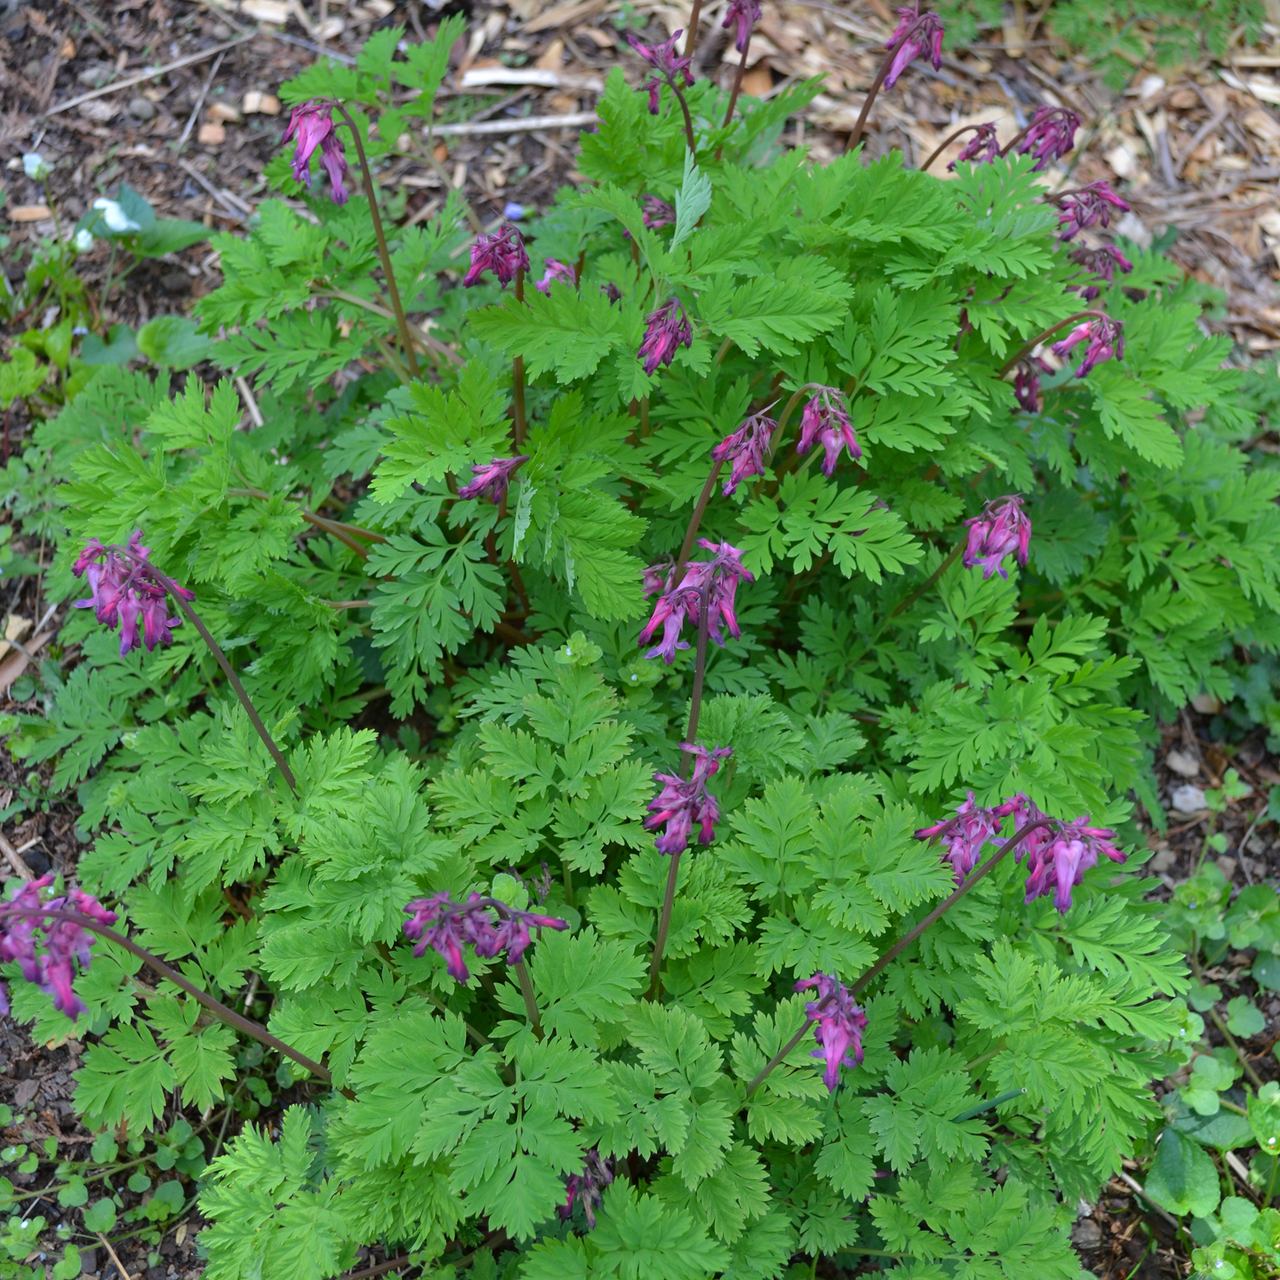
(512, 957), (543, 1038)
(332, 103), (420, 379)
(844, 32), (909, 155)
(513, 267), (528, 448)
(743, 819), (1052, 1098)
(919, 123), (987, 172)
(673, 462), (724, 587)
(997, 309), (1113, 377)
(721, 29), (752, 131)
(2, 907), (330, 1083)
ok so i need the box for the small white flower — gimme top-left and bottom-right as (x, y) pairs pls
(73, 228), (94, 253)
(22, 153), (48, 180)
(92, 197), (141, 234)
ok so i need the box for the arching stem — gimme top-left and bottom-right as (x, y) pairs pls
(512, 267), (528, 447)
(3, 908), (329, 1083)
(920, 123), (987, 172)
(997, 309), (1112, 377)
(332, 103), (420, 379)
(512, 958), (543, 1038)
(721, 29), (752, 131)
(744, 819), (1052, 1097)
(673, 462), (724, 586)
(844, 34), (908, 155)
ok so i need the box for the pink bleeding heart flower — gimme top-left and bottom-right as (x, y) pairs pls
(73, 531), (194, 658)
(644, 743), (733, 855)
(403, 892), (567, 984)
(963, 495), (1031, 580)
(949, 122), (1000, 169)
(560, 1149), (614, 1229)
(642, 195), (677, 229)
(794, 972), (868, 1091)
(1054, 181), (1129, 241)
(638, 539), (753, 665)
(1051, 315), (1124, 378)
(282, 100), (350, 204)
(463, 224), (530, 288)
(913, 790), (1025, 884)
(723, 0), (762, 55)
(1016, 812), (1125, 913)
(638, 297), (693, 376)
(0, 878), (117, 1021)
(712, 410), (776, 496)
(1015, 105), (1080, 171)
(536, 259), (577, 295)
(1012, 356), (1050, 413)
(457, 455), (530, 505)
(796, 386), (861, 477)
(883, 7), (945, 90)
(627, 30), (694, 114)
(1069, 245), (1134, 302)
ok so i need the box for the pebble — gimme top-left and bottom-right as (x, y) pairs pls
(128, 97), (157, 122)
(76, 63), (114, 88)
(1149, 848), (1177, 873)
(1070, 1219), (1103, 1250)
(1170, 783), (1207, 814)
(1165, 748), (1200, 778)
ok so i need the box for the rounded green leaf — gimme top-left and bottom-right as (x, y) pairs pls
(1144, 1127), (1220, 1218)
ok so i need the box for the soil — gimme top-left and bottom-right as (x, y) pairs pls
(4, 0), (1280, 1275)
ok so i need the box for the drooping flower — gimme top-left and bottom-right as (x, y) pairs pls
(642, 195), (677, 230)
(1012, 356), (1050, 413)
(560, 1149), (614, 1229)
(402, 892), (567, 983)
(22, 153), (49, 181)
(282, 100), (350, 204)
(627, 30), (694, 114)
(1069, 245), (1134, 302)
(535, 260), (577, 295)
(601, 281), (623, 305)
(638, 539), (754, 664)
(796, 387), (861, 477)
(1018, 813), (1125, 913)
(73, 532), (195, 658)
(644, 743), (733, 855)
(712, 411), (776, 496)
(0, 878), (117, 1021)
(92, 198), (142, 235)
(73, 228), (94, 253)
(457, 455), (530, 505)
(1014, 105), (1080, 171)
(463, 223), (530, 288)
(913, 791), (1025, 884)
(638, 297), (693, 376)
(1051, 315), (1124, 378)
(949, 122), (999, 169)
(794, 973), (868, 1091)
(963, 495), (1031, 579)
(723, 0), (763, 54)
(641, 557), (675, 599)
(1053, 181), (1129, 241)
(883, 7), (945, 89)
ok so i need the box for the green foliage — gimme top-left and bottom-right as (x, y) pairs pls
(1, 17), (1272, 1280)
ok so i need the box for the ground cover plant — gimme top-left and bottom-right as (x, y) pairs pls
(5, 6), (1280, 1279)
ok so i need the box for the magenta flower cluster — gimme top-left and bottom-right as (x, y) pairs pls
(1053, 315), (1124, 378)
(560, 1149), (614, 1229)
(951, 122), (1000, 168)
(463, 224), (530, 289)
(639, 539), (753, 664)
(536, 260), (576, 295)
(884, 6), (944, 88)
(283, 100), (350, 204)
(1015, 105), (1080, 171)
(962, 495), (1031, 580)
(797, 387), (861, 476)
(1013, 357), (1050, 413)
(73, 532), (194, 657)
(639, 297), (693, 376)
(644, 743), (733, 855)
(626, 30), (694, 114)
(1054, 182), (1129, 241)
(795, 972), (868, 1091)
(457, 455), (529, 505)
(723, 0), (762, 54)
(915, 792), (1126, 912)
(712, 411), (776, 496)
(1070, 245), (1134, 302)
(402, 892), (567, 983)
(0, 877), (116, 1020)
(641, 196), (677, 230)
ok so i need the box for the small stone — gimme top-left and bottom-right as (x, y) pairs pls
(198, 121), (226, 146)
(1149, 848), (1177, 873)
(78, 99), (119, 123)
(128, 96), (157, 122)
(159, 270), (191, 294)
(1170, 783), (1208, 814)
(1070, 1218), (1103, 1250)
(22, 58), (43, 81)
(1165, 749), (1201, 778)
(77, 63), (114, 88)
(211, 22), (233, 38)
(1191, 692), (1223, 714)
(1216, 856), (1238, 883)
(208, 101), (241, 123)
(12, 1077), (39, 1108)
(242, 90), (281, 115)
